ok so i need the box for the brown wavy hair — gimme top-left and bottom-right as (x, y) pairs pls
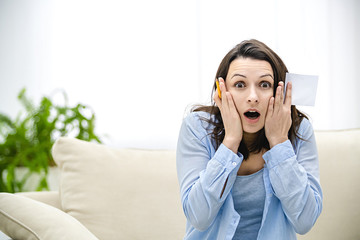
(193, 39), (307, 159)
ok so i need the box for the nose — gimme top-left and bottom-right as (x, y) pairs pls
(247, 86), (259, 103)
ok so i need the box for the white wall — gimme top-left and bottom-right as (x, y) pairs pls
(0, 0), (359, 149)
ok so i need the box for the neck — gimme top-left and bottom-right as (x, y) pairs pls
(243, 132), (257, 146)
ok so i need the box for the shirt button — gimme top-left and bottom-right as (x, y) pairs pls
(232, 161), (237, 166)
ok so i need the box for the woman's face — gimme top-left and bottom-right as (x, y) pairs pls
(225, 57), (274, 134)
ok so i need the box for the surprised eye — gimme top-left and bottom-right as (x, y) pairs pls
(235, 81), (245, 88)
(260, 81), (272, 89)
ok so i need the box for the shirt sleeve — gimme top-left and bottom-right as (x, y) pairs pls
(262, 119), (323, 235)
(176, 113), (243, 231)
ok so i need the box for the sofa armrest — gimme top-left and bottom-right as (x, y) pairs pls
(16, 191), (62, 210)
(0, 193), (98, 240)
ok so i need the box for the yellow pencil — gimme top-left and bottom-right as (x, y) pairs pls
(216, 80), (222, 99)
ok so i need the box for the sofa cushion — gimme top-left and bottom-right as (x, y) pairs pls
(52, 137), (185, 240)
(298, 129), (360, 240)
(0, 193), (98, 240)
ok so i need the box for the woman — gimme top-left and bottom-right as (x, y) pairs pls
(176, 39), (322, 240)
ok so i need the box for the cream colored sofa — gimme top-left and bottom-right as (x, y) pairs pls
(0, 129), (359, 240)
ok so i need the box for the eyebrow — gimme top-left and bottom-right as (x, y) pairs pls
(231, 74), (246, 79)
(231, 73), (274, 79)
(260, 74), (274, 79)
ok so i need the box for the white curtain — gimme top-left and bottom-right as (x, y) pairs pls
(0, 0), (359, 149)
(196, 0), (360, 131)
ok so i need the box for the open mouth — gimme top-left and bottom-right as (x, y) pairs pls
(244, 110), (260, 120)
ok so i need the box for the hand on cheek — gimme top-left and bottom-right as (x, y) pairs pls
(213, 78), (243, 153)
(265, 81), (292, 148)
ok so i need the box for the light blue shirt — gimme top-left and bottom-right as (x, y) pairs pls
(233, 168), (265, 240)
(176, 111), (323, 240)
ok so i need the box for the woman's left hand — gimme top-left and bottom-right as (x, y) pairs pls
(265, 81), (292, 148)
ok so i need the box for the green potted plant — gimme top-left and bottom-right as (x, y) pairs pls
(0, 88), (102, 193)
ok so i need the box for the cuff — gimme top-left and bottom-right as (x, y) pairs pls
(263, 140), (295, 169)
(213, 143), (243, 171)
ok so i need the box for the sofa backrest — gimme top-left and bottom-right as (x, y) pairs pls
(52, 137), (186, 240)
(51, 128), (360, 240)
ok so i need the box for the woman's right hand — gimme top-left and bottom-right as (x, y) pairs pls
(213, 78), (243, 153)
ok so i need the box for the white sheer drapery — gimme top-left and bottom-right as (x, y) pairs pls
(0, 0), (359, 149)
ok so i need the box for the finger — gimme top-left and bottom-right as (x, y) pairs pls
(278, 81), (284, 87)
(274, 85), (282, 112)
(284, 81), (292, 108)
(219, 79), (228, 107)
(213, 91), (222, 111)
(226, 91), (237, 113)
(219, 77), (227, 92)
(279, 81), (284, 104)
(266, 96), (274, 117)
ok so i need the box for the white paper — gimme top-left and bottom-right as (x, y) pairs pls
(284, 73), (318, 106)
